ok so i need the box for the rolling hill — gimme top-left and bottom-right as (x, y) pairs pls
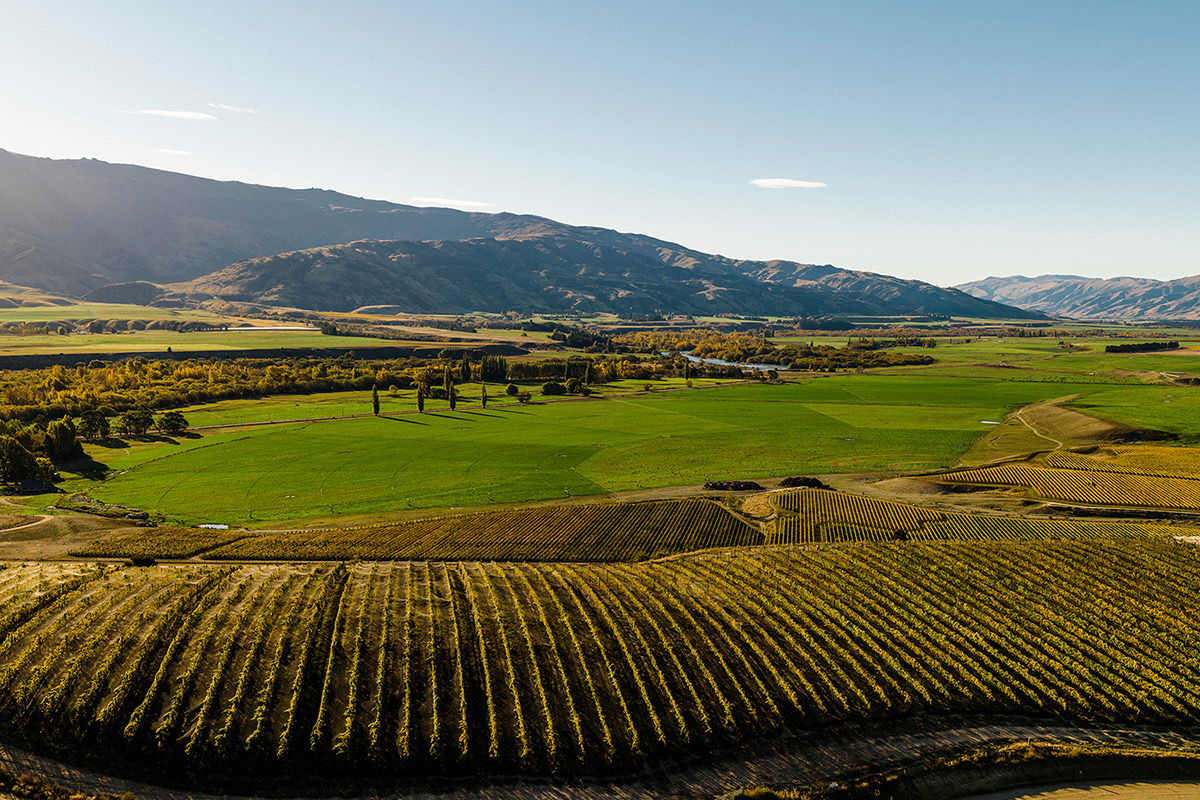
(0, 147), (1040, 318)
(957, 274), (1200, 320)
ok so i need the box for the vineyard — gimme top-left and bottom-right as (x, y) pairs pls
(1043, 444), (1200, 479)
(1, 539), (1199, 782)
(771, 488), (1186, 543)
(937, 463), (1200, 508)
(74, 499), (762, 562)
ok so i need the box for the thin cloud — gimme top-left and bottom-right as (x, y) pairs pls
(155, 148), (193, 156)
(750, 178), (827, 189)
(410, 197), (495, 209)
(208, 103), (260, 114)
(120, 109), (219, 121)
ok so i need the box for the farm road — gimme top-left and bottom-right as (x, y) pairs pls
(0, 721), (1190, 800)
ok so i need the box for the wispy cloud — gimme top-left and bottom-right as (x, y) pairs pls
(155, 148), (193, 156)
(120, 109), (218, 121)
(410, 197), (495, 209)
(750, 178), (827, 189)
(208, 102), (260, 114)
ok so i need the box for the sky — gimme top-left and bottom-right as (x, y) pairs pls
(1, 1), (1197, 285)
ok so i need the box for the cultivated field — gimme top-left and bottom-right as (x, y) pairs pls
(75, 499), (761, 562)
(935, 444), (1200, 509)
(771, 488), (1187, 543)
(1, 539), (1198, 780)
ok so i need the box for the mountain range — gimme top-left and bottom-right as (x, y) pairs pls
(957, 275), (1200, 321)
(0, 148), (1039, 318)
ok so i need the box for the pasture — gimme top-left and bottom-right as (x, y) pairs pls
(63, 375), (1117, 526)
(0, 327), (413, 356)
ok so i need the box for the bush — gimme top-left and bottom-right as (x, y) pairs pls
(542, 381), (566, 396)
(505, 383), (520, 396)
(565, 377), (583, 394)
(703, 480), (763, 491)
(516, 391), (532, 404)
(780, 476), (831, 489)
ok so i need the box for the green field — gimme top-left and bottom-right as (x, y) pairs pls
(66, 375), (1120, 525)
(0, 327), (423, 356)
(0, 302), (235, 325)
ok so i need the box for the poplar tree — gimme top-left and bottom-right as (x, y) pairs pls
(372, 386), (380, 416)
(417, 385), (425, 412)
(481, 383), (488, 408)
(460, 353), (471, 383)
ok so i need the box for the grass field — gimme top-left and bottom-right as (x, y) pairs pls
(1069, 386), (1200, 440)
(63, 376), (1117, 525)
(2, 539), (1198, 780)
(0, 302), (235, 325)
(0, 327), (420, 356)
(171, 380), (738, 428)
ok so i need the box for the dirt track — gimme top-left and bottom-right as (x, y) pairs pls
(0, 720), (1191, 800)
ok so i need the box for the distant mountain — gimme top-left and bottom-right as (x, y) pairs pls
(957, 274), (1200, 320)
(174, 237), (1032, 317)
(0, 147), (1040, 318)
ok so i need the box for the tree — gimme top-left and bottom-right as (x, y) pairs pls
(0, 436), (38, 483)
(505, 383), (519, 396)
(449, 384), (457, 411)
(481, 383), (488, 408)
(372, 386), (380, 416)
(45, 419), (80, 460)
(78, 409), (109, 441)
(516, 391), (532, 404)
(481, 354), (508, 382)
(417, 385), (425, 412)
(460, 354), (471, 383)
(115, 410), (154, 437)
(542, 381), (566, 396)
(157, 411), (188, 435)
(443, 364), (454, 398)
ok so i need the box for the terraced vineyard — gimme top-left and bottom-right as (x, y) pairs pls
(1, 539), (1199, 780)
(74, 499), (761, 562)
(771, 488), (1186, 543)
(938, 463), (1200, 508)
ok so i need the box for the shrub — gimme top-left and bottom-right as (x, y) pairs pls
(505, 383), (519, 396)
(541, 382), (566, 396)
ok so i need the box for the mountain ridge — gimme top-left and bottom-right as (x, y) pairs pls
(0, 147), (1041, 318)
(957, 274), (1200, 320)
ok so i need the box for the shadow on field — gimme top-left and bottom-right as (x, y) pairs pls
(90, 437), (131, 449)
(379, 416), (427, 425)
(458, 410), (502, 418)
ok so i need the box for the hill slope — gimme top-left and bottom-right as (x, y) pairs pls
(177, 236), (1027, 316)
(957, 274), (1200, 320)
(0, 148), (1038, 317)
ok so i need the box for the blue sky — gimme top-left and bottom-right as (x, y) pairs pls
(2, 1), (1196, 284)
